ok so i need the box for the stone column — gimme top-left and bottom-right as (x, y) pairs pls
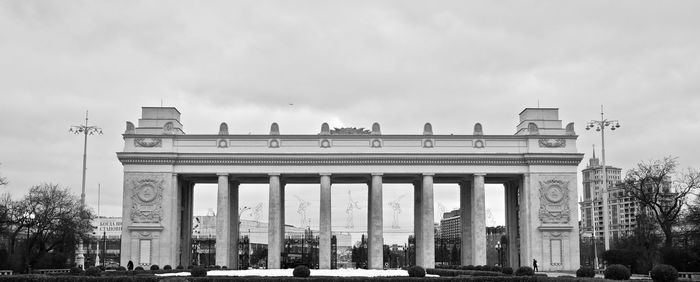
(230, 181), (240, 269)
(216, 174), (231, 267)
(367, 173), (383, 269)
(268, 174), (282, 269)
(180, 181), (194, 266)
(280, 182), (286, 256)
(413, 180), (422, 266)
(518, 174), (531, 266)
(319, 173), (332, 269)
(171, 174), (181, 265)
(472, 174), (486, 265)
(505, 181), (520, 267)
(459, 180), (472, 265)
(420, 173), (435, 268)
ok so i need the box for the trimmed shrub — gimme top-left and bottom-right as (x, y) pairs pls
(163, 265), (172, 270)
(69, 267), (83, 275)
(650, 264), (679, 282)
(191, 265), (207, 277)
(502, 266), (513, 275)
(150, 264), (159, 271)
(465, 265), (475, 270)
(176, 265), (184, 269)
(85, 266), (102, 277)
(492, 266), (502, 272)
(426, 269), (505, 277)
(221, 265), (227, 269)
(134, 266), (144, 271)
(604, 264), (631, 280)
(293, 265), (311, 278)
(407, 266), (425, 278)
(576, 266), (595, 278)
(116, 266), (127, 271)
(187, 265), (194, 269)
(515, 266), (535, 276)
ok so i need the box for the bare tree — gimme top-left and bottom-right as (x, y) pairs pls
(620, 156), (700, 247)
(0, 163), (7, 186)
(5, 184), (94, 269)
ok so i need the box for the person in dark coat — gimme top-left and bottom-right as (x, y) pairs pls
(127, 260), (134, 271)
(533, 259), (538, 272)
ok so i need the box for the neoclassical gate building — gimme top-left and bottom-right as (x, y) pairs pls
(117, 107), (583, 271)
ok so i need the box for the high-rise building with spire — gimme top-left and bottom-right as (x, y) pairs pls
(579, 146), (631, 241)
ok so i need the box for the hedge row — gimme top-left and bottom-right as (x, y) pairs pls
(427, 268), (506, 277)
(0, 276), (616, 282)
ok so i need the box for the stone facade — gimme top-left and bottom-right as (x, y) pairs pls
(117, 107), (583, 271)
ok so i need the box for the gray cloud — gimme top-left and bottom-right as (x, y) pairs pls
(1, 1), (699, 226)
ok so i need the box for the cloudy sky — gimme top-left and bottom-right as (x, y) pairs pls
(1, 1), (699, 243)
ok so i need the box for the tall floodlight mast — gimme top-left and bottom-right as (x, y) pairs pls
(585, 105), (621, 252)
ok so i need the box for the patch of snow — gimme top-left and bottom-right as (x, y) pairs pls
(157, 269), (438, 277)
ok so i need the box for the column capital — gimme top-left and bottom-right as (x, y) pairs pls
(268, 173), (281, 176)
(319, 173), (332, 176)
(422, 173), (435, 177)
(172, 173), (178, 177)
(217, 173), (229, 177)
(474, 173), (487, 177)
(371, 172), (383, 176)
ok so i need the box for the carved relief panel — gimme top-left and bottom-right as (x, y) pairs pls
(128, 175), (165, 223)
(538, 179), (571, 224)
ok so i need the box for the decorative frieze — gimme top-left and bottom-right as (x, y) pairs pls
(538, 179), (571, 224)
(538, 138), (566, 148)
(134, 138), (162, 147)
(128, 176), (165, 223)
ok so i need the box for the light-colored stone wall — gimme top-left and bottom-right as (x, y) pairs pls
(120, 172), (177, 267)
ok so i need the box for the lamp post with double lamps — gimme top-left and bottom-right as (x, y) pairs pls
(24, 212), (36, 274)
(69, 111), (102, 268)
(585, 105), (621, 254)
(495, 241), (503, 267)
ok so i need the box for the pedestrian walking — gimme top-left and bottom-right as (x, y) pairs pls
(533, 259), (538, 272)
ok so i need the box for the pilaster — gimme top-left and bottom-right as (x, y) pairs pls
(319, 173), (332, 269)
(367, 173), (383, 269)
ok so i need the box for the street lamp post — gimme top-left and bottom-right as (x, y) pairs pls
(24, 212), (35, 274)
(69, 111), (102, 269)
(102, 231), (107, 267)
(495, 241), (502, 267)
(586, 105), (621, 253)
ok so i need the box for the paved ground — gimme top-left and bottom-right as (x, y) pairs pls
(541, 271), (651, 280)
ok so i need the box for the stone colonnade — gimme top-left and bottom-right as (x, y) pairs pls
(184, 172), (511, 269)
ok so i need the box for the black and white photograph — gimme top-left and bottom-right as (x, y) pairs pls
(1, 1), (699, 280)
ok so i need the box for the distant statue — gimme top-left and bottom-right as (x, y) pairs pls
(528, 122), (539, 135)
(125, 121), (135, 134)
(389, 194), (407, 229)
(320, 123), (330, 135)
(270, 123), (280, 135)
(127, 260), (134, 271)
(345, 191), (361, 229)
(294, 195), (311, 227)
(163, 122), (174, 135)
(473, 123), (483, 135)
(565, 122), (575, 135)
(423, 123), (433, 135)
(219, 122), (229, 135)
(371, 122), (381, 135)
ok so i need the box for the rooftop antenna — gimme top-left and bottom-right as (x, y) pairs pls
(97, 183), (100, 217)
(592, 144), (596, 160)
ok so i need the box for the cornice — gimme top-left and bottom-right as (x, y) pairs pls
(117, 152), (584, 166)
(122, 134), (579, 140)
